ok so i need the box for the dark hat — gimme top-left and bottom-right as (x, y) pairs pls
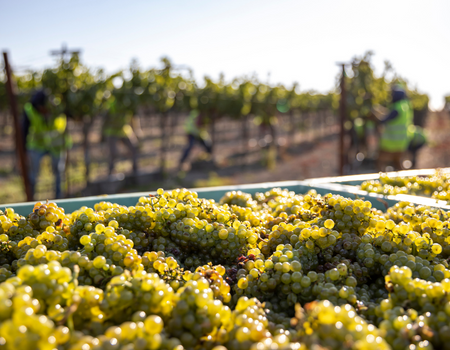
(391, 84), (407, 103)
(30, 90), (47, 109)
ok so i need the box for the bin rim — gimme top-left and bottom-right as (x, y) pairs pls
(0, 180), (305, 209)
(2, 172), (450, 216)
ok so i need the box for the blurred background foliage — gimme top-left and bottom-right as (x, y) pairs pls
(0, 52), (430, 128)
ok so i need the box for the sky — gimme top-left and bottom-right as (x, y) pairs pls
(1, 0), (449, 109)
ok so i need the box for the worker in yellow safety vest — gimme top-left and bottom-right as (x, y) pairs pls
(103, 99), (138, 176)
(374, 85), (413, 171)
(178, 110), (212, 171)
(22, 90), (72, 199)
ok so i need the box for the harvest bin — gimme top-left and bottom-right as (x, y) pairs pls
(2, 173), (449, 216)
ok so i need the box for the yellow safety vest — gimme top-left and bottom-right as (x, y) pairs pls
(25, 103), (70, 154)
(379, 100), (413, 152)
(184, 110), (208, 139)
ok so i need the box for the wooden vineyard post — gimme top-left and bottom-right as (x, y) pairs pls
(169, 112), (177, 152)
(159, 112), (167, 176)
(337, 63), (347, 176)
(209, 111), (216, 157)
(307, 112), (311, 141)
(289, 111), (296, 147)
(321, 110), (326, 137)
(3, 52), (33, 201)
(242, 115), (249, 166)
(82, 115), (92, 186)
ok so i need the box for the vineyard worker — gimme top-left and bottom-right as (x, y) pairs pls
(178, 110), (212, 171)
(22, 90), (71, 200)
(103, 99), (138, 176)
(375, 85), (413, 171)
(407, 125), (427, 168)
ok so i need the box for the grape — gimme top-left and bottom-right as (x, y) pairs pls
(144, 315), (164, 335)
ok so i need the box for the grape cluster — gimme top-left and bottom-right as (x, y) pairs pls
(219, 190), (259, 211)
(377, 265), (450, 349)
(2, 186), (450, 349)
(291, 300), (390, 350)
